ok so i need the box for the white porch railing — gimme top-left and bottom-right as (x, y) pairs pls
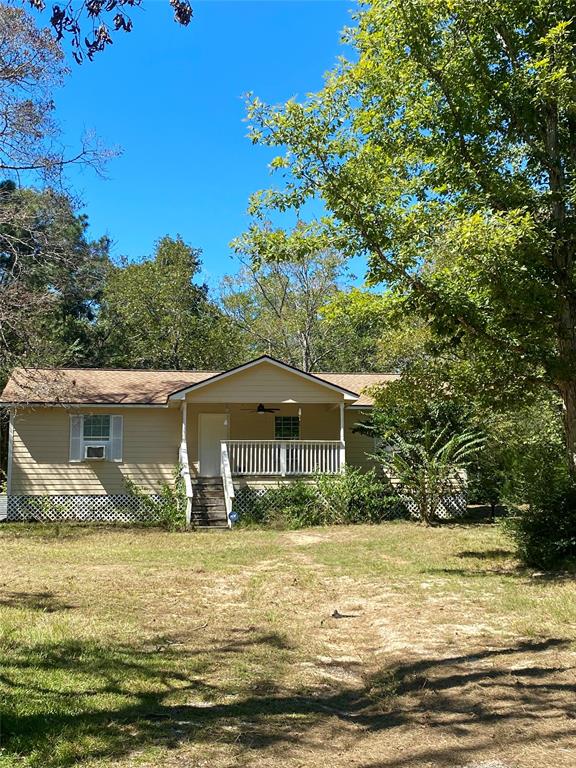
(224, 440), (343, 476)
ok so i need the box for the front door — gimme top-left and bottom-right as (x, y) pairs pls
(198, 413), (228, 476)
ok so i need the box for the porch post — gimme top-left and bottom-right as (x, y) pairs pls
(339, 402), (346, 472)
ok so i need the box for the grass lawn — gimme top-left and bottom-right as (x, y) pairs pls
(0, 522), (574, 768)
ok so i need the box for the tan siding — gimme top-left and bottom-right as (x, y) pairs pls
(12, 407), (180, 495)
(186, 362), (344, 403)
(345, 410), (377, 471)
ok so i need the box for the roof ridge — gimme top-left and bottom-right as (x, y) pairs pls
(10, 367), (223, 374)
(314, 371), (399, 376)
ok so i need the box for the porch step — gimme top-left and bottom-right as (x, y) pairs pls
(191, 479), (228, 528)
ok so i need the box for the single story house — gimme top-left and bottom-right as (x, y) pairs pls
(0, 355), (397, 526)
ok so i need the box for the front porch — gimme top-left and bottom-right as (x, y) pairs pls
(181, 402), (348, 528)
(170, 356), (371, 527)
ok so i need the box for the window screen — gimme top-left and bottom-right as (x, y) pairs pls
(275, 416), (300, 440)
(83, 415), (111, 440)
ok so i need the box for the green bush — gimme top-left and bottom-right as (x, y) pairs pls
(504, 484), (576, 569)
(315, 467), (404, 524)
(238, 480), (319, 529)
(237, 469), (403, 529)
(124, 469), (187, 531)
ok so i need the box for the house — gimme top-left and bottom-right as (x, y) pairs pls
(0, 356), (398, 526)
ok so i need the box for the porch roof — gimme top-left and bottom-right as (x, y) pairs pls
(0, 355), (399, 407)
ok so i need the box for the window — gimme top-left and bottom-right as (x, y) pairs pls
(70, 414), (123, 463)
(83, 415), (111, 441)
(275, 416), (300, 440)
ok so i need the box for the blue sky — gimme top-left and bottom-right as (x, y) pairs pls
(54, 0), (359, 290)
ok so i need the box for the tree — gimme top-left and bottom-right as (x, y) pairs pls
(221, 249), (354, 372)
(23, 0), (192, 63)
(379, 427), (484, 526)
(241, 0), (576, 477)
(321, 288), (433, 372)
(98, 235), (242, 370)
(0, 5), (105, 176)
(0, 181), (110, 378)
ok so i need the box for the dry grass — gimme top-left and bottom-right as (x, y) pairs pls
(0, 522), (574, 768)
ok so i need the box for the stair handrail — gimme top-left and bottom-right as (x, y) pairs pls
(220, 441), (235, 528)
(179, 440), (193, 528)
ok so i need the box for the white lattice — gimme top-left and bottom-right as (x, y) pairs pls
(398, 492), (467, 520)
(233, 487), (270, 518)
(6, 495), (166, 523)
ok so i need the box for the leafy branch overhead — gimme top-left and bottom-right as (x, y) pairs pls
(241, 0), (576, 477)
(25, 0), (193, 61)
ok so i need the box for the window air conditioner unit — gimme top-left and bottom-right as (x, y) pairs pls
(84, 444), (107, 460)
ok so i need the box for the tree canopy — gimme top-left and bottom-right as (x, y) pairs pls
(98, 235), (243, 370)
(240, 0), (576, 474)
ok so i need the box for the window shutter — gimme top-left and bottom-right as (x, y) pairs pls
(69, 415), (83, 463)
(110, 415), (123, 462)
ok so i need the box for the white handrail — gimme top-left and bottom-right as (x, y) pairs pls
(179, 441), (193, 527)
(220, 441), (236, 527)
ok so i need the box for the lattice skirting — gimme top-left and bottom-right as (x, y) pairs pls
(232, 485), (467, 522)
(5, 495), (166, 524)
(233, 487), (271, 518)
(399, 492), (468, 520)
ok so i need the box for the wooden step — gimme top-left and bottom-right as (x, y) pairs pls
(191, 512), (228, 528)
(190, 478), (230, 528)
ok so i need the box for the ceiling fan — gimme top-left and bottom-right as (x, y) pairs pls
(241, 403), (280, 414)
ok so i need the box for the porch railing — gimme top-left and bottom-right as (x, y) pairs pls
(224, 440), (343, 476)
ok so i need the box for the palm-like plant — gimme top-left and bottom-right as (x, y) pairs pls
(379, 426), (484, 525)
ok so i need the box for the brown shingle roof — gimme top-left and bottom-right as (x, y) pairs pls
(314, 373), (400, 406)
(0, 366), (398, 406)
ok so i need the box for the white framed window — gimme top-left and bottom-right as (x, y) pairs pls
(83, 415), (111, 441)
(274, 415), (300, 441)
(70, 414), (123, 463)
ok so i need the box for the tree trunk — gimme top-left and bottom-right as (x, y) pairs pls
(557, 379), (576, 479)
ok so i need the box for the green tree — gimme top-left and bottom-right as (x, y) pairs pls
(379, 427), (484, 526)
(99, 235), (242, 370)
(241, 0), (576, 477)
(221, 248), (356, 371)
(0, 181), (110, 377)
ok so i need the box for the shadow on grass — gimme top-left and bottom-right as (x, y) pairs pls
(457, 548), (514, 560)
(0, 591), (76, 612)
(0, 633), (574, 767)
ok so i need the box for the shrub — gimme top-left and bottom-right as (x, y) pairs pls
(237, 470), (403, 529)
(504, 484), (576, 569)
(377, 426), (483, 525)
(124, 468), (187, 531)
(238, 480), (319, 529)
(315, 467), (404, 524)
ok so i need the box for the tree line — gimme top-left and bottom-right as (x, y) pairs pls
(0, 190), (389, 379)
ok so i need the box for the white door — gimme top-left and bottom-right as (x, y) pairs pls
(198, 413), (228, 476)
